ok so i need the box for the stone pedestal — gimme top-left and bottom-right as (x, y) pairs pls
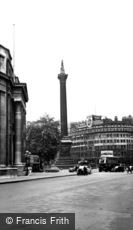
(55, 136), (74, 169)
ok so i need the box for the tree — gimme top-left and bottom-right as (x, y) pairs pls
(26, 114), (60, 164)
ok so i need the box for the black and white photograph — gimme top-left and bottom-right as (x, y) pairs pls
(0, 0), (133, 229)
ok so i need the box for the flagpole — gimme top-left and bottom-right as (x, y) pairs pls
(13, 24), (15, 74)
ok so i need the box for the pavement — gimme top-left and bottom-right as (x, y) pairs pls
(0, 169), (98, 184)
(0, 169), (77, 184)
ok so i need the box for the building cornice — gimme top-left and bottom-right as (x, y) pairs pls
(0, 44), (12, 60)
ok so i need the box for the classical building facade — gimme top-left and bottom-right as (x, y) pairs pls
(0, 44), (28, 171)
(69, 115), (133, 164)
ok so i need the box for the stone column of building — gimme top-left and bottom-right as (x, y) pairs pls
(21, 106), (26, 163)
(6, 92), (12, 166)
(14, 101), (22, 166)
(58, 60), (68, 137)
(0, 91), (7, 167)
(10, 98), (15, 166)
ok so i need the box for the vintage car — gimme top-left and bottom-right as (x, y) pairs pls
(45, 165), (60, 173)
(77, 160), (92, 175)
(112, 165), (125, 172)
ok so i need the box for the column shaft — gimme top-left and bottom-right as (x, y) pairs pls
(0, 91), (7, 167)
(60, 80), (68, 136)
(14, 102), (22, 165)
(6, 94), (11, 166)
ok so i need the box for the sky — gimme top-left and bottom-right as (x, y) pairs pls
(0, 0), (133, 124)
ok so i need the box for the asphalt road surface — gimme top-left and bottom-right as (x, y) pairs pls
(0, 172), (133, 230)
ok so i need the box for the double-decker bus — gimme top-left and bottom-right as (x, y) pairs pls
(99, 151), (120, 172)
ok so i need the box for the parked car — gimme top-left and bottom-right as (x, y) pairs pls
(45, 165), (60, 173)
(112, 164), (125, 172)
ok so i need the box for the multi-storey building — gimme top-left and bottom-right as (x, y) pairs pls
(0, 44), (28, 175)
(69, 115), (133, 164)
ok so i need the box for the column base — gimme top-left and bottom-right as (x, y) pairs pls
(14, 162), (24, 167)
(55, 136), (74, 169)
(0, 164), (6, 168)
(14, 163), (25, 176)
(0, 167), (18, 177)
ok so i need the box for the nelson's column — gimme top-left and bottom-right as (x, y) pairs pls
(56, 61), (72, 168)
(58, 60), (68, 137)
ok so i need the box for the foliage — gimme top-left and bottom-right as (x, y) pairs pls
(26, 114), (60, 163)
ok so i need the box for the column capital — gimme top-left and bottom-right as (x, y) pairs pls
(13, 97), (26, 112)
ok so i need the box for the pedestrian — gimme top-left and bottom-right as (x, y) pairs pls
(25, 166), (29, 176)
(126, 165), (132, 174)
(83, 166), (88, 175)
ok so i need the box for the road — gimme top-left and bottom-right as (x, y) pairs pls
(0, 172), (133, 230)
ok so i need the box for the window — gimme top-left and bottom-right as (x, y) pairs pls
(0, 55), (4, 69)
